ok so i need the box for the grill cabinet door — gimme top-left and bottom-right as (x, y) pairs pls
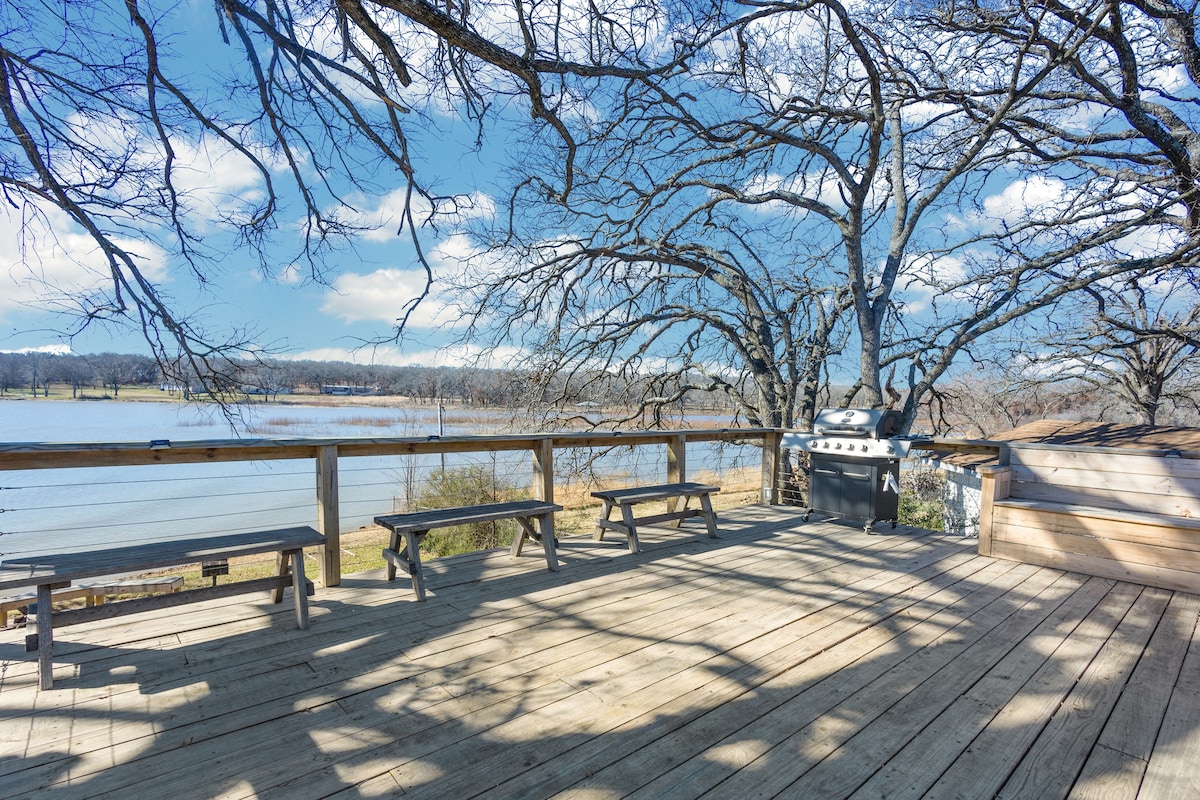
(809, 459), (843, 515)
(840, 463), (876, 519)
(873, 460), (901, 521)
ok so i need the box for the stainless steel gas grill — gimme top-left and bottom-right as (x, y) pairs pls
(781, 408), (921, 533)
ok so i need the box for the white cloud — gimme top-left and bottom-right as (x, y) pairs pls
(0, 344), (72, 355)
(333, 188), (496, 243)
(164, 136), (280, 229)
(899, 252), (968, 314)
(320, 268), (461, 327)
(278, 264), (304, 285)
(58, 113), (279, 234)
(1145, 64), (1189, 94)
(736, 169), (848, 216)
(0, 203), (169, 322)
(319, 230), (498, 329)
(979, 176), (1067, 229)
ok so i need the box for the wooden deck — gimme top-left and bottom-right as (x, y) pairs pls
(2, 505), (1198, 799)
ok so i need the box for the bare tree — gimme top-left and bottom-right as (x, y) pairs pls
(1011, 275), (1200, 424)
(443, 0), (1156, 430)
(87, 352), (155, 397)
(5, 0), (1199, 431)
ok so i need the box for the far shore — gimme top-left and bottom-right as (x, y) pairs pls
(1, 386), (470, 408)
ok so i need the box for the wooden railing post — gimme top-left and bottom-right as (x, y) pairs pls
(761, 430), (781, 504)
(316, 445), (341, 586)
(667, 434), (686, 513)
(667, 434), (686, 483)
(977, 465), (1011, 558)
(533, 437), (554, 504)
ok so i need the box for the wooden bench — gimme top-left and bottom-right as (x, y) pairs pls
(375, 500), (563, 601)
(0, 526), (326, 689)
(592, 482), (720, 554)
(978, 443), (1200, 593)
(1, 574), (184, 627)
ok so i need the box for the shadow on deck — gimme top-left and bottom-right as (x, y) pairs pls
(1, 505), (1198, 799)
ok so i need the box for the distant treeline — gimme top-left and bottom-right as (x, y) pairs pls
(0, 351), (738, 411)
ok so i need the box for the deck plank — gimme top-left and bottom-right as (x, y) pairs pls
(995, 586), (1171, 799)
(920, 580), (1143, 800)
(2, 506), (1198, 800)
(663, 570), (1108, 800)
(216, 540), (975, 799)
(1139, 612), (1200, 800)
(545, 559), (1049, 800)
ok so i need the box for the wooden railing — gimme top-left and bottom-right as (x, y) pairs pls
(0, 428), (780, 586)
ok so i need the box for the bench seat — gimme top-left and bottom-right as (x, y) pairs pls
(987, 496), (1200, 592)
(375, 500), (562, 601)
(592, 482), (720, 554)
(0, 526), (326, 689)
(0, 574), (184, 627)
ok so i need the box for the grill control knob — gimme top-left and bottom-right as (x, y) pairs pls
(860, 444), (869, 452)
(835, 442), (843, 449)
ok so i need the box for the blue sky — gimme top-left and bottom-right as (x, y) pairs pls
(0, 1), (514, 367)
(0, 149), (499, 366)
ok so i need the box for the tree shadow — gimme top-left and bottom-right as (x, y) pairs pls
(0, 507), (1196, 799)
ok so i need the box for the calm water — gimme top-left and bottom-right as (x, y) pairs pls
(0, 399), (503, 558)
(0, 397), (462, 442)
(0, 399), (753, 559)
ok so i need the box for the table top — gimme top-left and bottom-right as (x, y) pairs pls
(591, 482), (720, 503)
(375, 500), (563, 533)
(0, 527), (326, 590)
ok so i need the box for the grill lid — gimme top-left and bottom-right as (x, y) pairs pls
(812, 408), (902, 439)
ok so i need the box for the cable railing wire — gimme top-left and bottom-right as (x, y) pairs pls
(11, 485), (313, 514)
(10, 499), (316, 539)
(5, 465), (314, 491)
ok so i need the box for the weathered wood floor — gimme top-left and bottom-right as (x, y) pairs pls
(2, 505), (1198, 799)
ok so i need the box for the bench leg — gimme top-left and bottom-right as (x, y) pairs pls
(37, 584), (54, 690)
(382, 529), (427, 600)
(511, 516), (559, 571)
(289, 548), (310, 629)
(621, 503), (640, 554)
(537, 513), (558, 571)
(594, 500), (614, 542)
(385, 529), (400, 581)
(405, 529), (427, 601)
(667, 494), (682, 527)
(510, 519), (529, 558)
(272, 551), (289, 604)
(699, 493), (720, 538)
(671, 495), (689, 529)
